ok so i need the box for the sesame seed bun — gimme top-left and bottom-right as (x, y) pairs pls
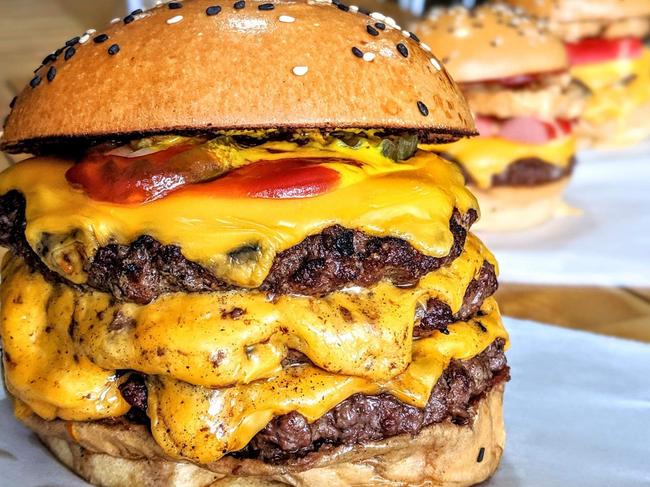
(501, 0), (650, 23)
(415, 4), (569, 84)
(1, 0), (476, 153)
(18, 385), (505, 487)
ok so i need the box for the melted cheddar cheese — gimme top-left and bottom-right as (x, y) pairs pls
(0, 141), (477, 288)
(149, 298), (505, 464)
(572, 49), (650, 136)
(421, 136), (575, 189)
(0, 256), (129, 421)
(73, 234), (493, 386)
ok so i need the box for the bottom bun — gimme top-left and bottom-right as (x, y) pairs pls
(18, 385), (505, 487)
(576, 100), (650, 149)
(471, 178), (572, 232)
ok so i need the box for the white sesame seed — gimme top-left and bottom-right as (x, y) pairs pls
(110, 17), (121, 24)
(85, 28), (96, 35)
(167, 15), (183, 25)
(292, 65), (309, 76)
(420, 42), (432, 52)
(370, 12), (385, 21)
(385, 16), (397, 27)
(430, 57), (441, 70)
(402, 30), (411, 38)
(79, 34), (91, 44)
(348, 5), (359, 12)
(279, 15), (295, 23)
(362, 52), (375, 62)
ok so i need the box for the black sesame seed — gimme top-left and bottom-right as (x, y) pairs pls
(54, 47), (64, 56)
(64, 46), (76, 61)
(42, 53), (58, 65)
(337, 3), (349, 12)
(108, 44), (120, 55)
(396, 43), (408, 57)
(46, 66), (57, 82)
(358, 6), (370, 15)
(258, 3), (274, 10)
(131, 8), (143, 15)
(440, 327), (450, 335)
(374, 22), (385, 30)
(65, 36), (80, 46)
(93, 34), (109, 44)
(477, 447), (485, 463)
(417, 101), (429, 116)
(206, 5), (221, 15)
(366, 25), (379, 36)
(410, 32), (420, 42)
(477, 321), (487, 332)
(234, 0), (245, 9)
(124, 14), (135, 24)
(168, 2), (183, 9)
(29, 75), (41, 88)
(9, 96), (17, 108)
(351, 46), (363, 58)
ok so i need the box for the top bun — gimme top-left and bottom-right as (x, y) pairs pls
(416, 4), (568, 84)
(502, 0), (650, 23)
(1, 0), (475, 153)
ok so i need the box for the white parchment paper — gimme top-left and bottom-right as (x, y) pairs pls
(1, 318), (649, 486)
(479, 143), (650, 286)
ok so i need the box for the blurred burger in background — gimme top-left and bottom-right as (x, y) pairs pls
(503, 0), (650, 148)
(416, 4), (585, 232)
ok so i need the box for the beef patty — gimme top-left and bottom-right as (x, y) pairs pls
(119, 339), (508, 463)
(0, 190), (477, 304)
(439, 154), (576, 187)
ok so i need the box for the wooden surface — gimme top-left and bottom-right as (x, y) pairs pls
(1, 1), (649, 343)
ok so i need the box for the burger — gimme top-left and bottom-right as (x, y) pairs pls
(0, 1), (510, 486)
(416, 4), (585, 232)
(503, 0), (650, 147)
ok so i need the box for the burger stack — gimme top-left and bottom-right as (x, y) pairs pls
(417, 4), (586, 232)
(0, 1), (510, 486)
(504, 0), (650, 147)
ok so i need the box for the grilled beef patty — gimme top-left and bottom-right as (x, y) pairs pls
(438, 155), (576, 187)
(0, 190), (477, 304)
(119, 339), (508, 463)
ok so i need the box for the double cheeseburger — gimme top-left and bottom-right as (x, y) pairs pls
(504, 0), (650, 147)
(417, 4), (585, 232)
(0, 1), (509, 486)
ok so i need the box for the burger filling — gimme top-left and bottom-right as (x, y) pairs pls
(0, 130), (509, 466)
(421, 72), (580, 191)
(566, 37), (650, 144)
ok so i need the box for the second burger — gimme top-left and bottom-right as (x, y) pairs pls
(417, 4), (586, 232)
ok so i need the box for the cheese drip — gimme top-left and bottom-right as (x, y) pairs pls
(572, 49), (650, 142)
(0, 256), (129, 421)
(421, 136), (575, 189)
(69, 234), (494, 386)
(148, 298), (506, 464)
(0, 142), (478, 288)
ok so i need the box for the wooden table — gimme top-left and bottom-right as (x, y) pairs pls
(2, 1), (650, 343)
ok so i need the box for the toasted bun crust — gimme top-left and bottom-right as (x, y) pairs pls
(20, 386), (505, 487)
(1, 0), (475, 153)
(503, 0), (650, 23)
(472, 178), (572, 232)
(416, 5), (568, 84)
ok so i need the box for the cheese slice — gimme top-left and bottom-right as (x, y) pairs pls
(572, 49), (650, 127)
(0, 255), (129, 421)
(148, 297), (506, 464)
(421, 136), (575, 189)
(0, 141), (477, 288)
